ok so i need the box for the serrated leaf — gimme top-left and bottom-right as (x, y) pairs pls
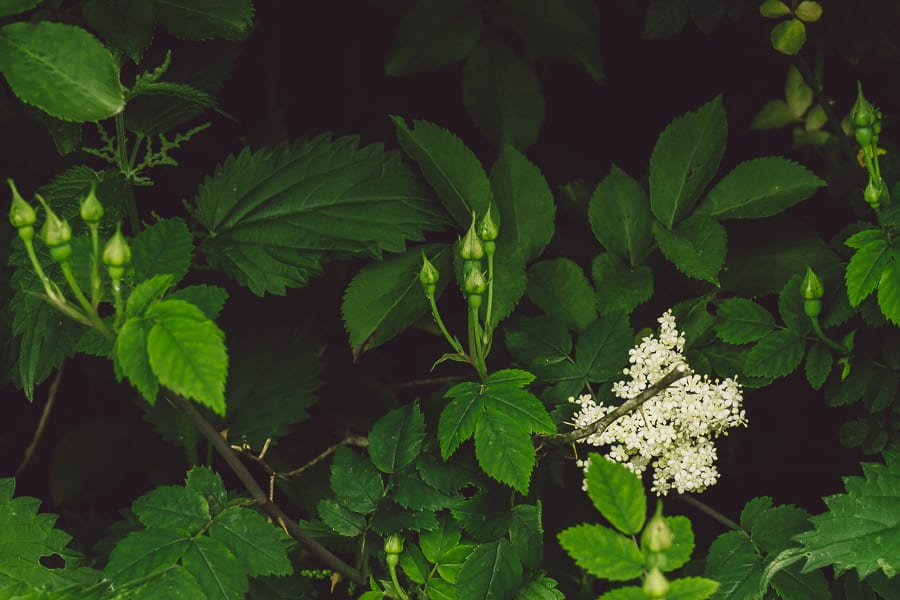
(115, 317), (158, 403)
(317, 499), (367, 537)
(804, 343), (832, 390)
(0, 0), (40, 18)
(715, 298), (775, 344)
(575, 314), (633, 383)
(182, 535), (246, 600)
(846, 238), (891, 307)
(420, 516), (462, 564)
(653, 516), (695, 572)
(451, 493), (512, 541)
(585, 454), (646, 535)
(864, 368), (896, 412)
(370, 499), (437, 534)
(795, 450), (900, 579)
(81, 0), (155, 63)
(132, 485), (209, 533)
(778, 273), (811, 335)
(704, 530), (764, 599)
(393, 117), (491, 229)
(130, 218), (194, 285)
(526, 258), (597, 330)
(330, 446), (384, 515)
(515, 572), (565, 600)
(168, 285), (228, 320)
(126, 274), (175, 319)
(509, 504), (543, 571)
(105, 529), (191, 585)
(145, 299), (228, 415)
(153, 0), (254, 41)
(590, 165), (653, 266)
(503, 315), (573, 379)
(558, 524), (644, 580)
(196, 134), (446, 295)
(744, 330), (805, 378)
(439, 381), (486, 459)
(650, 96), (727, 228)
(211, 509), (291, 577)
(877, 260), (900, 325)
(185, 466), (227, 515)
(385, 0), (482, 76)
(592, 253), (653, 315)
(489, 145), (555, 262)
(463, 40), (544, 150)
(752, 99), (797, 130)
(343, 243), (452, 355)
(416, 454), (475, 495)
(697, 158), (824, 220)
(368, 404), (426, 473)
(827, 364), (871, 407)
(652, 215), (726, 285)
(0, 21), (123, 122)
(457, 539), (523, 600)
(771, 18), (806, 55)
(398, 542), (430, 584)
(666, 577), (720, 599)
(474, 408), (538, 493)
(597, 586), (647, 600)
(437, 544), (477, 584)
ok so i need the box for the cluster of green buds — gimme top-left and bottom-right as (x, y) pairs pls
(851, 83), (888, 210)
(640, 503), (674, 598)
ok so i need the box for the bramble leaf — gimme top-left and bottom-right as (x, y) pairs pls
(585, 454), (646, 535)
(132, 485), (209, 533)
(368, 404), (426, 474)
(318, 499), (367, 537)
(744, 330), (805, 378)
(153, 0), (254, 41)
(526, 258), (596, 331)
(714, 298), (775, 344)
(181, 535), (247, 600)
(590, 165), (653, 267)
(210, 508), (291, 577)
(653, 215), (726, 285)
(105, 529), (191, 586)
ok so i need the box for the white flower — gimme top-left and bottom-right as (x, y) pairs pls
(569, 310), (746, 495)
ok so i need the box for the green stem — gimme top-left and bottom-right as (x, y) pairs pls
(59, 261), (115, 342)
(468, 303), (486, 379)
(428, 293), (464, 354)
(111, 278), (125, 331)
(89, 224), (102, 307)
(22, 238), (57, 301)
(483, 251), (495, 347)
(116, 113), (141, 234)
(675, 493), (741, 531)
(388, 562), (408, 600)
(810, 316), (848, 354)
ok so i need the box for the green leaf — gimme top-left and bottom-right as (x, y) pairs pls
(132, 485), (209, 533)
(452, 493), (512, 541)
(751, 99), (798, 130)
(592, 253), (653, 315)
(590, 165), (653, 266)
(696, 158), (824, 220)
(515, 572), (565, 600)
(105, 529), (191, 585)
(558, 524), (644, 581)
(457, 539), (523, 600)
(0, 21), (123, 122)
(475, 408), (539, 493)
(182, 535), (246, 600)
(185, 466), (227, 515)
(652, 215), (726, 285)
(416, 454), (474, 495)
(704, 530), (764, 599)
(643, 0), (690, 39)
(131, 218), (194, 285)
(371, 499), (437, 534)
(343, 243), (452, 355)
(368, 404), (426, 473)
(878, 260), (900, 325)
(153, 0), (254, 41)
(115, 317), (158, 403)
(778, 273), (811, 335)
(526, 258), (597, 330)
(420, 516), (462, 564)
(394, 472), (455, 511)
(503, 315), (572, 379)
(399, 542), (430, 584)
(652, 516), (695, 572)
(439, 381), (486, 459)
(392, 116), (491, 229)
(126, 274), (175, 319)
(329, 446), (384, 515)
(585, 454), (646, 535)
(210, 508), (291, 577)
(845, 236), (890, 307)
(463, 40), (544, 150)
(385, 0), (482, 76)
(482, 243), (529, 329)
(0, 0), (40, 17)
(771, 18), (806, 55)
(714, 298), (775, 344)
(437, 544), (477, 584)
(575, 314), (633, 383)
(665, 577), (720, 600)
(168, 285), (228, 320)
(744, 330), (805, 378)
(509, 504), (543, 571)
(489, 145), (555, 262)
(795, 449), (900, 579)
(804, 343), (832, 390)
(827, 364), (871, 407)
(649, 96), (727, 228)
(318, 499), (366, 537)
(145, 299), (228, 415)
(196, 134), (446, 295)
(81, 0), (155, 63)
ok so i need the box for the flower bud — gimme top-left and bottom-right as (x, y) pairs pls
(642, 568), (670, 598)
(420, 253), (439, 296)
(37, 195), (72, 252)
(80, 183), (104, 225)
(384, 534), (403, 568)
(464, 265), (487, 296)
(641, 503), (674, 553)
(8, 179), (36, 229)
(479, 209), (499, 242)
(801, 267), (824, 301)
(851, 82), (877, 129)
(864, 179), (883, 209)
(459, 213), (484, 261)
(103, 224), (131, 270)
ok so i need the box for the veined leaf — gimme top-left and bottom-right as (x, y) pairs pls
(181, 536), (246, 600)
(714, 298), (775, 344)
(368, 404), (426, 474)
(696, 157), (824, 220)
(515, 573), (565, 600)
(420, 516), (463, 564)
(704, 530), (764, 599)
(126, 274), (175, 319)
(168, 285), (228, 320)
(558, 524), (644, 581)
(649, 96), (727, 228)
(592, 253), (653, 315)
(153, 0), (254, 41)
(132, 485), (209, 534)
(589, 165), (653, 267)
(115, 316), (158, 403)
(452, 493), (512, 541)
(195, 134), (446, 295)
(463, 40), (545, 150)
(744, 330), (805, 378)
(652, 215), (726, 285)
(385, 0), (482, 77)
(210, 509), (291, 577)
(0, 21), (123, 122)
(329, 446), (383, 515)
(804, 343), (832, 390)
(105, 529), (191, 585)
(665, 577), (720, 599)
(185, 466), (227, 515)
(457, 539), (523, 600)
(648, 516), (695, 572)
(509, 504), (543, 571)
(81, 0), (155, 63)
(474, 407), (539, 493)
(370, 498), (437, 534)
(845, 237), (891, 306)
(878, 260), (900, 325)
(503, 315), (578, 381)
(393, 116), (491, 228)
(318, 499), (367, 537)
(130, 218), (193, 285)
(584, 454), (646, 536)
(526, 258), (597, 331)
(575, 313), (633, 383)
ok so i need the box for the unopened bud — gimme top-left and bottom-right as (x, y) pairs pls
(641, 502), (674, 553)
(103, 224), (131, 271)
(8, 179), (36, 229)
(459, 212), (484, 260)
(420, 253), (439, 296)
(851, 82), (877, 129)
(642, 568), (670, 598)
(801, 266), (824, 301)
(464, 265), (487, 297)
(479, 209), (499, 242)
(80, 182), (104, 225)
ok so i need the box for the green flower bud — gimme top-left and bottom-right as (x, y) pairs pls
(420, 253), (439, 296)
(8, 179), (36, 229)
(864, 179), (884, 208)
(851, 82), (877, 129)
(758, 0), (791, 18)
(855, 126), (873, 147)
(642, 568), (670, 599)
(80, 183), (104, 225)
(464, 266), (487, 296)
(479, 209), (499, 242)
(37, 195), (72, 250)
(384, 534), (403, 568)
(103, 224), (132, 269)
(459, 212), (484, 261)
(801, 266), (824, 301)
(641, 503), (674, 553)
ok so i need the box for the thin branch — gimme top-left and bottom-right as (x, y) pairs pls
(164, 392), (364, 584)
(16, 366), (65, 477)
(675, 493), (741, 531)
(279, 435), (369, 480)
(537, 366), (689, 446)
(393, 374), (467, 389)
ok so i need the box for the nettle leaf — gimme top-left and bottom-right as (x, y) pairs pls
(145, 299), (228, 415)
(393, 116), (491, 228)
(210, 509), (291, 577)
(131, 218), (194, 284)
(714, 298), (775, 344)
(153, 0), (254, 41)
(804, 343), (832, 390)
(845, 230), (890, 307)
(368, 404), (426, 474)
(649, 96), (727, 228)
(489, 145), (555, 262)
(457, 539), (523, 600)
(652, 215), (726, 285)
(463, 40), (545, 150)
(330, 446), (384, 515)
(526, 258), (597, 331)
(744, 330), (805, 379)
(585, 454), (646, 536)
(343, 243), (452, 355)
(558, 523), (644, 581)
(81, 0), (155, 63)
(0, 21), (123, 122)
(592, 253), (653, 315)
(696, 157), (824, 220)
(196, 134), (446, 295)
(589, 165), (653, 267)
(795, 449), (900, 580)
(385, 0), (482, 77)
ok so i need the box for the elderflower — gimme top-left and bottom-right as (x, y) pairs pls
(569, 310), (746, 495)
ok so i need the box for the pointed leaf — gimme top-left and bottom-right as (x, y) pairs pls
(132, 485), (209, 533)
(126, 274), (175, 319)
(526, 258), (597, 330)
(330, 446), (384, 515)
(81, 0), (155, 63)
(474, 408), (538, 493)
(592, 253), (653, 315)
(420, 516), (462, 564)
(457, 539), (523, 600)
(153, 0), (254, 41)
(185, 466), (227, 515)
(704, 530), (764, 599)
(846, 237), (890, 306)
(130, 218), (194, 284)
(210, 508), (291, 577)
(590, 165), (653, 266)
(182, 536), (246, 600)
(652, 215), (726, 285)
(804, 343), (832, 390)
(368, 404), (426, 474)
(744, 330), (805, 378)
(115, 317), (158, 404)
(771, 18), (806, 55)
(575, 313), (633, 383)
(509, 504), (543, 571)
(558, 524), (644, 580)
(714, 298), (775, 344)
(752, 99), (797, 130)
(877, 260), (900, 325)
(168, 285), (228, 320)
(318, 499), (367, 537)
(585, 454), (646, 535)
(439, 381), (486, 459)
(105, 529), (191, 585)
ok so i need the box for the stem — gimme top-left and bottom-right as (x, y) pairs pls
(111, 278), (125, 331)
(22, 238), (57, 301)
(89, 225), (102, 307)
(810, 316), (848, 354)
(16, 365), (64, 477)
(428, 294), (464, 354)
(388, 562), (408, 600)
(538, 366), (689, 446)
(116, 113), (141, 234)
(791, 56), (856, 164)
(59, 261), (115, 342)
(483, 251), (495, 347)
(675, 493), (741, 531)
(163, 391), (364, 584)
(468, 302), (486, 379)
(279, 435), (368, 479)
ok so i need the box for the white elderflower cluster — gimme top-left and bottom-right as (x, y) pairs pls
(570, 310), (746, 495)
